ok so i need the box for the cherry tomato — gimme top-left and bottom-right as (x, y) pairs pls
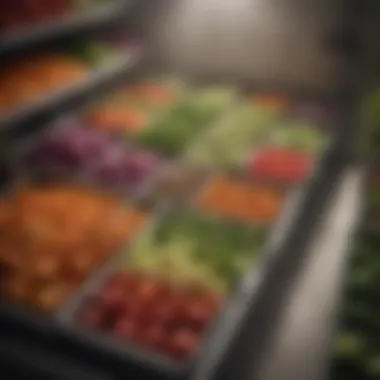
(99, 284), (127, 312)
(250, 148), (312, 185)
(113, 318), (136, 340)
(167, 329), (199, 359)
(142, 324), (167, 350)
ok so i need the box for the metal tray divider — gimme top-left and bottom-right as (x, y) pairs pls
(193, 169), (293, 232)
(181, 98), (272, 173)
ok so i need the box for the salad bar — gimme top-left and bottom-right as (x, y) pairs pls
(0, 0), (372, 379)
(0, 71), (346, 378)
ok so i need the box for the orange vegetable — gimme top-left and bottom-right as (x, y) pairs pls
(0, 55), (88, 114)
(0, 185), (149, 312)
(197, 176), (284, 224)
(128, 83), (178, 107)
(84, 106), (149, 134)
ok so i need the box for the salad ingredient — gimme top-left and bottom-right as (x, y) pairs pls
(197, 176), (284, 224)
(270, 123), (325, 153)
(0, 54), (88, 114)
(248, 148), (313, 185)
(25, 127), (162, 191)
(128, 83), (180, 108)
(78, 270), (220, 360)
(185, 104), (278, 168)
(135, 87), (236, 156)
(82, 82), (181, 135)
(129, 211), (265, 291)
(0, 185), (149, 312)
(83, 106), (150, 135)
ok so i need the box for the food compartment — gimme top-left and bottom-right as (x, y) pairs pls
(0, 182), (150, 313)
(196, 174), (287, 226)
(134, 86), (237, 157)
(81, 78), (187, 137)
(247, 147), (316, 186)
(266, 121), (326, 154)
(245, 98), (330, 185)
(18, 125), (165, 195)
(184, 102), (279, 170)
(0, 39), (133, 118)
(184, 91), (329, 173)
(331, 232), (380, 380)
(71, 210), (266, 362)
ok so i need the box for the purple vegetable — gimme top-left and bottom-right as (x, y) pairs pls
(130, 151), (160, 173)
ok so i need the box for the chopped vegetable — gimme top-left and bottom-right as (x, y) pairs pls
(248, 148), (313, 185)
(24, 127), (162, 192)
(128, 211), (265, 292)
(135, 87), (236, 156)
(185, 104), (278, 168)
(0, 54), (89, 114)
(78, 270), (221, 360)
(0, 185), (149, 312)
(197, 176), (284, 225)
(269, 123), (325, 153)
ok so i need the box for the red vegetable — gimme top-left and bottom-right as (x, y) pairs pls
(249, 148), (313, 185)
(113, 318), (135, 340)
(168, 329), (199, 359)
(77, 271), (221, 360)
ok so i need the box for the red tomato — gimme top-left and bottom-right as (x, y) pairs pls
(250, 148), (313, 185)
(99, 284), (126, 312)
(167, 329), (199, 359)
(182, 298), (214, 331)
(135, 278), (161, 303)
(143, 324), (167, 350)
(113, 318), (136, 340)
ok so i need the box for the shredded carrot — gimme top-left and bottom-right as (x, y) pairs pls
(198, 176), (284, 224)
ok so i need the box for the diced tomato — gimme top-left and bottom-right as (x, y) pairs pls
(167, 329), (199, 359)
(138, 324), (166, 349)
(249, 148), (313, 185)
(113, 318), (136, 340)
(99, 283), (126, 312)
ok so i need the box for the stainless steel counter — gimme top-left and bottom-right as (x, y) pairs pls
(255, 167), (365, 380)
